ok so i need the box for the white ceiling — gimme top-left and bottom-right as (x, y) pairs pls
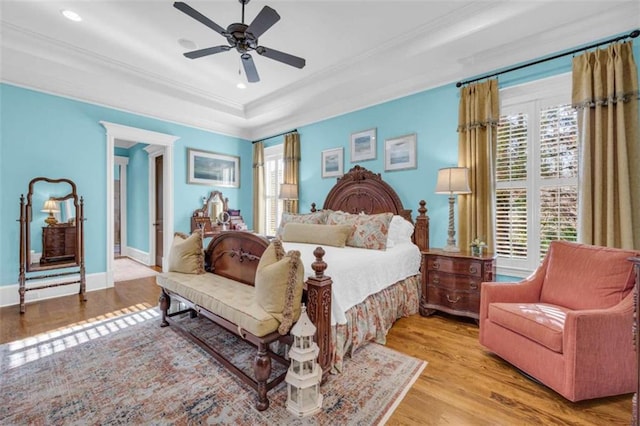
(1, 1), (638, 141)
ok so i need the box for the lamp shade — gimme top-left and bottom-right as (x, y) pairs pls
(279, 183), (298, 200)
(435, 167), (471, 194)
(42, 199), (60, 213)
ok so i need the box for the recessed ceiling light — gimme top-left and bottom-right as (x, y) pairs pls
(61, 10), (82, 22)
(236, 82), (247, 89)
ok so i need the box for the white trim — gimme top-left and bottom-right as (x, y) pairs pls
(115, 155), (129, 255)
(122, 247), (150, 266)
(100, 121), (179, 288)
(0, 272), (107, 308)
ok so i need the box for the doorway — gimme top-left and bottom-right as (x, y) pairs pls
(101, 121), (179, 289)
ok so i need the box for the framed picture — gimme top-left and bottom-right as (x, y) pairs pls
(187, 148), (240, 187)
(321, 147), (344, 178)
(350, 128), (376, 162)
(384, 133), (417, 171)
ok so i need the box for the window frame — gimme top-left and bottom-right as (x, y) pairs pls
(496, 73), (577, 278)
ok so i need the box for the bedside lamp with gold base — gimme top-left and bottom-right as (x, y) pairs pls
(42, 198), (60, 226)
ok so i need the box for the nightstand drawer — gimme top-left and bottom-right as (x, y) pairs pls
(428, 272), (481, 292)
(427, 286), (480, 314)
(428, 256), (483, 277)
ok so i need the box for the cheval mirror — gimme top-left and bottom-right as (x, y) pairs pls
(18, 177), (86, 313)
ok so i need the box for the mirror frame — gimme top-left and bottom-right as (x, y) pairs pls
(20, 177), (83, 272)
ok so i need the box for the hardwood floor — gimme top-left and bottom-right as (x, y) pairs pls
(0, 278), (632, 425)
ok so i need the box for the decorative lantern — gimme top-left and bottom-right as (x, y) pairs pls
(285, 305), (323, 417)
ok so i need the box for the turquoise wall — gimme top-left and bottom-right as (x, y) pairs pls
(0, 84), (251, 286)
(1, 33), (637, 288)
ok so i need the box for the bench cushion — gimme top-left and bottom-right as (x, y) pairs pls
(157, 272), (279, 337)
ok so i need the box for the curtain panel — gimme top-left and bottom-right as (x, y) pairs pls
(252, 142), (265, 234)
(283, 132), (301, 213)
(457, 79), (500, 252)
(572, 41), (640, 249)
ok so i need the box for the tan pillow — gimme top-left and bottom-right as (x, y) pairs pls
(281, 223), (352, 247)
(254, 240), (305, 334)
(276, 210), (330, 236)
(168, 231), (204, 274)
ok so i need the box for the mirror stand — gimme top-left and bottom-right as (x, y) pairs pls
(18, 177), (86, 314)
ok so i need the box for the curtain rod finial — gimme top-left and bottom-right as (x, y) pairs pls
(630, 29), (639, 39)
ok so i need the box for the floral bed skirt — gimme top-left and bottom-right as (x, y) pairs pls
(329, 274), (421, 373)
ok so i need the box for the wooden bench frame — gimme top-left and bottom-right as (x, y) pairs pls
(158, 231), (332, 411)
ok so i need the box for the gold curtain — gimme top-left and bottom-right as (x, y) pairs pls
(252, 141), (265, 234)
(457, 79), (500, 252)
(572, 41), (640, 249)
(283, 132), (300, 213)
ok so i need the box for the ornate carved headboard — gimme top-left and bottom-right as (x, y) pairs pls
(311, 165), (429, 251)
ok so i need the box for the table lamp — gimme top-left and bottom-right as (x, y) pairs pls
(279, 183), (298, 213)
(435, 167), (471, 252)
(42, 198), (60, 226)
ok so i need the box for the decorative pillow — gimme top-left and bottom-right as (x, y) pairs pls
(387, 215), (415, 247)
(254, 240), (305, 334)
(327, 211), (393, 250)
(281, 223), (352, 247)
(276, 211), (330, 236)
(168, 231), (204, 274)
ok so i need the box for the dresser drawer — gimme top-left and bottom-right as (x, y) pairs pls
(427, 286), (480, 314)
(428, 256), (483, 277)
(428, 272), (481, 292)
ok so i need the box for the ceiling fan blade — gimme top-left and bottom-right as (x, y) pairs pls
(246, 6), (280, 39)
(174, 2), (226, 35)
(184, 46), (231, 59)
(256, 46), (306, 69)
(241, 54), (260, 83)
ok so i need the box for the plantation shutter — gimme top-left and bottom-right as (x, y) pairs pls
(496, 112), (528, 259)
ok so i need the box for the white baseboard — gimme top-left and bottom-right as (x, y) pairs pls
(0, 272), (107, 308)
(123, 247), (150, 265)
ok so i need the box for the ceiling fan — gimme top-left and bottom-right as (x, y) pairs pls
(174, 0), (306, 83)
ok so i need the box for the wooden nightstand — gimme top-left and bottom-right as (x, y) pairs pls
(420, 249), (496, 320)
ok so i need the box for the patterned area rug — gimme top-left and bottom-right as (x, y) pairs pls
(0, 308), (426, 425)
(113, 257), (158, 282)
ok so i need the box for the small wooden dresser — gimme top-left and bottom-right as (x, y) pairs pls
(420, 249), (496, 320)
(41, 224), (76, 264)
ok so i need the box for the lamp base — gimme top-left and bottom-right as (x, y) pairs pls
(442, 244), (461, 252)
(45, 214), (58, 227)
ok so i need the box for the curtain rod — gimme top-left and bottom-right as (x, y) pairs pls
(252, 129), (297, 144)
(456, 29), (640, 88)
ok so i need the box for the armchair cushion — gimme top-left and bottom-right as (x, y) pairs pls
(540, 241), (636, 310)
(489, 303), (568, 353)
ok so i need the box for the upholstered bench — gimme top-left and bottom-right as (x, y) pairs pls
(157, 231), (305, 411)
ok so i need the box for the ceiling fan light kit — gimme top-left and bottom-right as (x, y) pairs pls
(174, 0), (306, 83)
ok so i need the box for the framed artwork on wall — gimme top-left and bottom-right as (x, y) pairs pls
(321, 147), (344, 178)
(384, 133), (417, 171)
(187, 148), (240, 187)
(350, 128), (376, 162)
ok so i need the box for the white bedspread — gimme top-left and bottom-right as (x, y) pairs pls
(282, 241), (421, 325)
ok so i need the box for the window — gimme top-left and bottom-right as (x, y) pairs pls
(264, 144), (284, 236)
(496, 74), (578, 277)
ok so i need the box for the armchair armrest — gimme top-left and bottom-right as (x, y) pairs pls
(479, 269), (545, 320)
(562, 292), (636, 398)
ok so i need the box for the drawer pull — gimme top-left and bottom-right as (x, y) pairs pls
(446, 294), (461, 304)
(432, 276), (440, 285)
(469, 282), (478, 290)
(432, 261), (440, 270)
(469, 265), (478, 275)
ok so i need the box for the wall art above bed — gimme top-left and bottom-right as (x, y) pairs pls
(384, 133), (417, 172)
(350, 128), (376, 162)
(321, 147), (344, 178)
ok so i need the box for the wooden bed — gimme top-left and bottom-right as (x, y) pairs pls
(303, 165), (429, 373)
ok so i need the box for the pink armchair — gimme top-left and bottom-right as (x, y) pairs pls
(479, 241), (639, 401)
